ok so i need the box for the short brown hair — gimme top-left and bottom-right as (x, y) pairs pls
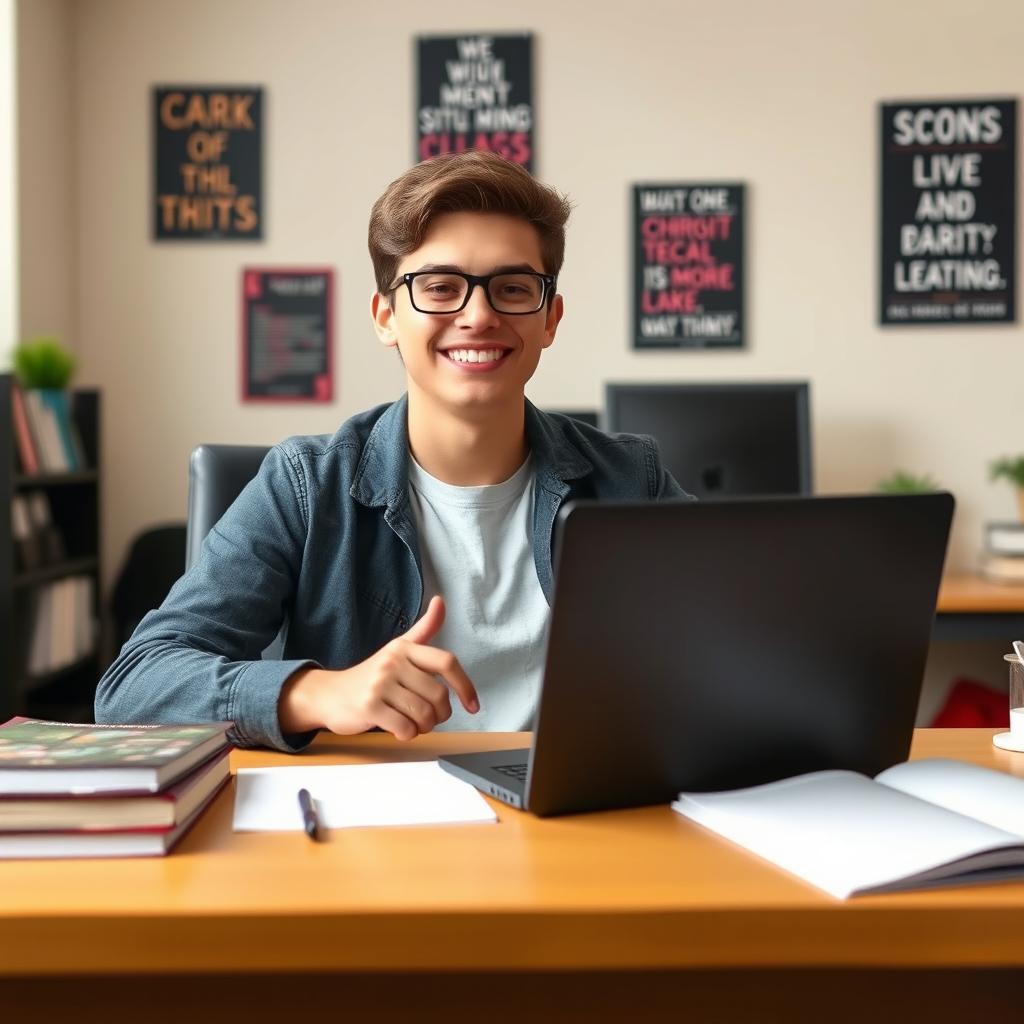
(368, 152), (572, 297)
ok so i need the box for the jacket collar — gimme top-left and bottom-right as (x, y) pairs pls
(524, 398), (592, 493)
(350, 394), (411, 509)
(351, 393), (593, 509)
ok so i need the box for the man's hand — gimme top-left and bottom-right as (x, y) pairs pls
(277, 596), (479, 740)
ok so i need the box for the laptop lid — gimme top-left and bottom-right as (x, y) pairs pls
(521, 493), (953, 816)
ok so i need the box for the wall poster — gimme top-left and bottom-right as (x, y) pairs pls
(633, 183), (745, 349)
(416, 33), (534, 170)
(241, 269), (333, 403)
(880, 98), (1016, 325)
(154, 86), (263, 240)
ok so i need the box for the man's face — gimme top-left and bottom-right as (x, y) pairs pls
(372, 211), (563, 417)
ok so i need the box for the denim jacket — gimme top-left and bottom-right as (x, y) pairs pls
(94, 395), (691, 750)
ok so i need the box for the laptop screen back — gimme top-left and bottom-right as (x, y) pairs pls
(524, 494), (953, 816)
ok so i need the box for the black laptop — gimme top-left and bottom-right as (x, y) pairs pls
(438, 493), (954, 816)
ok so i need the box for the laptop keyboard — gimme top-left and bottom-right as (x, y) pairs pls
(493, 763), (529, 782)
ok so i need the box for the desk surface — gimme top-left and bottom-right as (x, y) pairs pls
(4, 729), (1024, 975)
(937, 572), (1024, 613)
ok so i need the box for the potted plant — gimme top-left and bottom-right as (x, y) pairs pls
(990, 456), (1024, 522)
(876, 470), (941, 494)
(13, 335), (76, 390)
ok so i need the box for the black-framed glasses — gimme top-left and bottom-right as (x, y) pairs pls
(389, 270), (556, 315)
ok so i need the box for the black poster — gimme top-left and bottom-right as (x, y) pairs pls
(880, 98), (1016, 325)
(241, 269), (333, 402)
(633, 183), (745, 349)
(154, 86), (263, 240)
(417, 33), (534, 171)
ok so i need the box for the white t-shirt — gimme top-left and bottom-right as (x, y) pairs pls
(407, 453), (549, 731)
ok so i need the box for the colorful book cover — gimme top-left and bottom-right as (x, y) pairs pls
(0, 718), (231, 770)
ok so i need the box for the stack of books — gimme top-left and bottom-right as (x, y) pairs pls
(0, 718), (232, 858)
(980, 522), (1024, 585)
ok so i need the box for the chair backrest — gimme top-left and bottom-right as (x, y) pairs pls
(186, 445), (270, 571)
(111, 524), (187, 646)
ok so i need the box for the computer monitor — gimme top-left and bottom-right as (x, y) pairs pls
(544, 409), (600, 428)
(603, 382), (812, 498)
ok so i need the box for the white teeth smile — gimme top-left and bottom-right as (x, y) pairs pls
(443, 348), (506, 364)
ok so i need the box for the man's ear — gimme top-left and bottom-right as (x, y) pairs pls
(371, 291), (399, 348)
(540, 293), (564, 350)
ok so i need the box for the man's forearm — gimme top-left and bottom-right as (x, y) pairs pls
(95, 633), (319, 751)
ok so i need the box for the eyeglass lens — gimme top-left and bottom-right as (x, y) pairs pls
(410, 273), (545, 313)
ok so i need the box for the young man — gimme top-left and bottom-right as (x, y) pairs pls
(95, 152), (690, 751)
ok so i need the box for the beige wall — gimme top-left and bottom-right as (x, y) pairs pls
(1, 0), (18, 358)
(24, 0), (1024, 598)
(17, 0), (75, 347)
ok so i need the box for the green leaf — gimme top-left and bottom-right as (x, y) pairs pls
(990, 456), (1024, 488)
(876, 470), (941, 494)
(12, 336), (76, 389)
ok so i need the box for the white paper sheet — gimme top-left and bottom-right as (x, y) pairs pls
(232, 760), (498, 832)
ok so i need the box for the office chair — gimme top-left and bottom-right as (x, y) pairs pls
(187, 444), (285, 660)
(110, 524), (187, 647)
(186, 445), (270, 571)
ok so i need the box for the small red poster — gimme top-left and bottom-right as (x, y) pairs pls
(241, 268), (334, 402)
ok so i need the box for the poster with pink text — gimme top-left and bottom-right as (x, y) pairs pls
(633, 183), (745, 349)
(241, 268), (333, 403)
(417, 33), (534, 171)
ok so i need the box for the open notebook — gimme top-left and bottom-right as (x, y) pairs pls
(672, 758), (1024, 899)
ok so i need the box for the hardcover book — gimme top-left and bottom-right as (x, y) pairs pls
(0, 776), (229, 859)
(0, 748), (231, 831)
(0, 718), (232, 795)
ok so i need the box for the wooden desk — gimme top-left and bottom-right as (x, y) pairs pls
(935, 572), (1024, 642)
(3, 729), (1024, 1022)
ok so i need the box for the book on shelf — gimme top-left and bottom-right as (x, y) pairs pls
(0, 718), (233, 795)
(10, 495), (41, 572)
(21, 389), (66, 472)
(672, 758), (1024, 899)
(19, 490), (66, 566)
(38, 389), (84, 470)
(25, 575), (97, 677)
(9, 384), (39, 474)
(0, 748), (230, 832)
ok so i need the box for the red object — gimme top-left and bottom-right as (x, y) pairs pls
(10, 384), (39, 474)
(929, 678), (1009, 728)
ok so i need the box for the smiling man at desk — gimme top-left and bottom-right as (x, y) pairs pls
(95, 152), (689, 750)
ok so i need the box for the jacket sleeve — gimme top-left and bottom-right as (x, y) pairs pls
(94, 445), (320, 751)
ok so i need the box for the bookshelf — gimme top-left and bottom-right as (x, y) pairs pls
(1, 374), (102, 722)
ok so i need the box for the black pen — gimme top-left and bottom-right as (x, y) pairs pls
(297, 787), (323, 842)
